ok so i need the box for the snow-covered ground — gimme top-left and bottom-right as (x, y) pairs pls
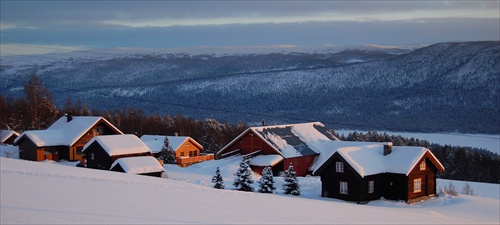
(1, 155), (499, 224)
(336, 130), (500, 154)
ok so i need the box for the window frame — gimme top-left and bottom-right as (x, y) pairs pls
(340, 182), (348, 194)
(420, 160), (426, 170)
(336, 162), (344, 173)
(413, 178), (422, 193)
(368, 181), (374, 194)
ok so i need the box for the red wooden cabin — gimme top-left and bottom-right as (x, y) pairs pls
(216, 122), (339, 176)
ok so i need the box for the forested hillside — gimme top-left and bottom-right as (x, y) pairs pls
(1, 41), (499, 133)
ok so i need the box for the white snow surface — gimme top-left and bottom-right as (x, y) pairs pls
(83, 134), (150, 156)
(110, 156), (164, 174)
(0, 156), (499, 224)
(249, 154), (284, 167)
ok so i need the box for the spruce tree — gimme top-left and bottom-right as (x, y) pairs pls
(212, 167), (225, 189)
(159, 136), (176, 164)
(258, 165), (276, 193)
(233, 159), (254, 192)
(282, 163), (300, 196)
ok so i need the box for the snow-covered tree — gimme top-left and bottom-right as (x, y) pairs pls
(258, 165), (276, 193)
(212, 167), (225, 189)
(159, 136), (176, 164)
(282, 163), (300, 196)
(233, 159), (254, 192)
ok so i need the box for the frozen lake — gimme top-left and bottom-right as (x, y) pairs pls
(336, 130), (500, 154)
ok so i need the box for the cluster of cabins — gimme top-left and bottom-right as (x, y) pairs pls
(3, 115), (445, 204)
(9, 115), (210, 178)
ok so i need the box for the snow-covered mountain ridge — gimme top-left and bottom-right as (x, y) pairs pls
(1, 41), (498, 133)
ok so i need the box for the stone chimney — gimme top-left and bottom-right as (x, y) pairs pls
(66, 112), (73, 122)
(383, 142), (393, 156)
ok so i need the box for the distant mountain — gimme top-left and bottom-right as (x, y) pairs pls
(1, 41), (499, 133)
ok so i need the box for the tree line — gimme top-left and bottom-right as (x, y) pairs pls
(2, 74), (498, 183)
(0, 74), (247, 153)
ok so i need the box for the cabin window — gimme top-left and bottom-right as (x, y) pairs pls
(340, 182), (348, 194)
(413, 178), (422, 193)
(336, 162), (344, 173)
(180, 152), (184, 157)
(90, 153), (95, 161)
(420, 161), (426, 170)
(368, 181), (374, 193)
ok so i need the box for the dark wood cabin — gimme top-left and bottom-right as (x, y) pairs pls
(1, 130), (19, 145)
(216, 122), (339, 176)
(313, 143), (445, 204)
(110, 156), (164, 178)
(83, 134), (152, 170)
(15, 116), (123, 162)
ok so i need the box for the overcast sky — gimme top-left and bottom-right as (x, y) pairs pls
(1, 1), (499, 54)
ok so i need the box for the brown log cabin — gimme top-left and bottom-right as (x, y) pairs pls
(216, 122), (339, 176)
(312, 142), (445, 204)
(15, 115), (123, 162)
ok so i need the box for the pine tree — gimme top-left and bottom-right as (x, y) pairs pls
(159, 136), (176, 164)
(212, 167), (225, 189)
(282, 163), (300, 196)
(233, 159), (254, 192)
(258, 165), (276, 193)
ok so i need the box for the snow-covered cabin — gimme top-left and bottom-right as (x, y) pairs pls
(1, 130), (19, 145)
(110, 156), (165, 178)
(216, 122), (339, 176)
(14, 115), (123, 162)
(312, 142), (445, 204)
(82, 134), (152, 170)
(140, 135), (211, 167)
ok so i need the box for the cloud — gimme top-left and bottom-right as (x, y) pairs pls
(0, 1), (498, 52)
(1, 1), (498, 29)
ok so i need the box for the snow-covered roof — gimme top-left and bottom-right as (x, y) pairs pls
(83, 134), (151, 156)
(14, 116), (123, 147)
(242, 122), (339, 158)
(110, 156), (164, 174)
(140, 135), (203, 153)
(1, 130), (19, 143)
(249, 154), (284, 167)
(311, 141), (443, 177)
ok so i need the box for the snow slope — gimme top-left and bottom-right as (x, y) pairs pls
(1, 157), (498, 224)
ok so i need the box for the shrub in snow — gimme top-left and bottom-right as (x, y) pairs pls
(212, 167), (225, 189)
(461, 182), (474, 195)
(442, 181), (459, 196)
(159, 136), (176, 164)
(258, 166), (276, 193)
(233, 159), (254, 192)
(282, 163), (300, 196)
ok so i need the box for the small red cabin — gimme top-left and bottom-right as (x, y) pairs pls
(216, 122), (339, 176)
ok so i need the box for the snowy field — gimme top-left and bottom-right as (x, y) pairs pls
(1, 156), (499, 224)
(336, 130), (500, 154)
